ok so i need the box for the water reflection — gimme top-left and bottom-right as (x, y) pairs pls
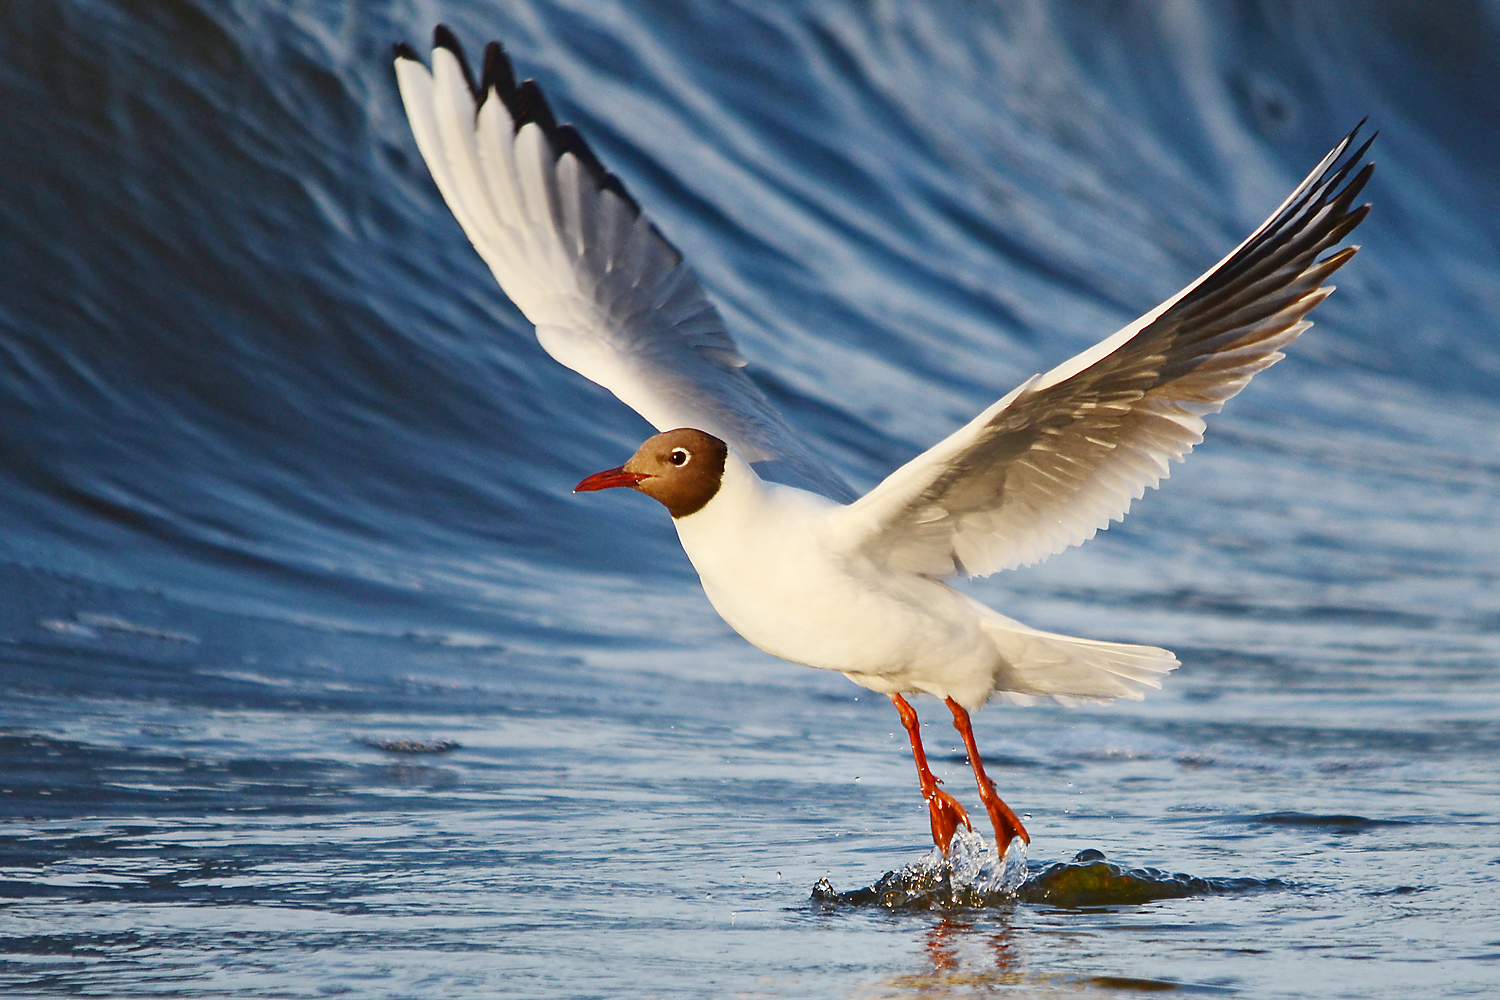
(922, 916), (963, 973)
(856, 915), (1035, 997)
(878, 916), (1205, 997)
(922, 915), (1024, 976)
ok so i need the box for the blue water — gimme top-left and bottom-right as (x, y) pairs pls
(2, 1), (1498, 996)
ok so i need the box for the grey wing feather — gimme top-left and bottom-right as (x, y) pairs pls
(841, 124), (1374, 577)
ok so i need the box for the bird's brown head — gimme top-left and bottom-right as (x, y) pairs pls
(574, 428), (729, 519)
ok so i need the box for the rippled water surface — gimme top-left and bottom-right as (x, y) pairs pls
(2, 1), (1499, 997)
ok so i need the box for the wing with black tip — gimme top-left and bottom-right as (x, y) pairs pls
(393, 28), (855, 501)
(836, 125), (1374, 578)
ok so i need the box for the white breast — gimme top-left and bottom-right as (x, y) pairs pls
(672, 456), (999, 694)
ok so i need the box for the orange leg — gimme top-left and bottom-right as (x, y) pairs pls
(891, 694), (971, 852)
(945, 697), (1030, 854)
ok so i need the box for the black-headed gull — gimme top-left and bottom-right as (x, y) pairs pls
(394, 28), (1372, 855)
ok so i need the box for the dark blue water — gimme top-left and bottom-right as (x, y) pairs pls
(2, 1), (1498, 996)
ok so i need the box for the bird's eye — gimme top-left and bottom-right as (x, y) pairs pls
(669, 448), (690, 467)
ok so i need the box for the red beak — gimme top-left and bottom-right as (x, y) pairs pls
(573, 466), (652, 493)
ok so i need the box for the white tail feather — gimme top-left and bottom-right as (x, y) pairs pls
(981, 617), (1179, 705)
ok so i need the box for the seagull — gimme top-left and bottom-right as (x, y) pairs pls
(393, 27), (1372, 856)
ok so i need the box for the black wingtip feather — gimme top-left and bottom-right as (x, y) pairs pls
(393, 41), (419, 62)
(1343, 133), (1377, 174)
(1339, 118), (1368, 151)
(552, 124), (607, 181)
(417, 26), (652, 238)
(433, 24), (479, 97)
(1154, 123), (1375, 340)
(511, 79), (559, 135)
(1247, 128), (1376, 267)
(1310, 133), (1374, 214)
(554, 124), (642, 215)
(1337, 161), (1376, 208)
(481, 41), (517, 100)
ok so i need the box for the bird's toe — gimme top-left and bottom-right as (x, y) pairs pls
(927, 787), (973, 853)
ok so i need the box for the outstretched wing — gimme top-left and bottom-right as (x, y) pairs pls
(838, 125), (1374, 577)
(394, 28), (855, 502)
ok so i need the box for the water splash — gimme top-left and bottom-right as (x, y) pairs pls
(813, 829), (1028, 910)
(814, 844), (1283, 911)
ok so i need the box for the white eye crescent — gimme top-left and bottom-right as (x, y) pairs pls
(669, 448), (691, 467)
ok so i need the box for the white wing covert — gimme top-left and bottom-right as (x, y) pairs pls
(394, 28), (855, 502)
(840, 125), (1375, 578)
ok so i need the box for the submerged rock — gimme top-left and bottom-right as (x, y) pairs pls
(1017, 850), (1280, 907)
(814, 844), (1282, 911)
